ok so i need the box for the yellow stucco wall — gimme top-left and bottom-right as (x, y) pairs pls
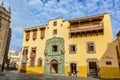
(65, 66), (68, 76)
(100, 67), (120, 78)
(78, 66), (87, 77)
(19, 13), (120, 78)
(26, 66), (44, 74)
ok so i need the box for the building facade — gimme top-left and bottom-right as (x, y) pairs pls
(19, 13), (120, 78)
(0, 2), (11, 71)
(115, 31), (120, 71)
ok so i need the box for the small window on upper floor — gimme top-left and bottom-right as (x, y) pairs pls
(69, 44), (77, 54)
(40, 28), (45, 39)
(86, 42), (96, 53)
(106, 61), (112, 65)
(53, 21), (57, 26)
(25, 31), (30, 41)
(23, 47), (28, 55)
(31, 47), (36, 53)
(53, 29), (57, 35)
(52, 45), (57, 52)
(33, 30), (37, 40)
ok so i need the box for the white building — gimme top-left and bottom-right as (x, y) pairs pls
(8, 50), (21, 69)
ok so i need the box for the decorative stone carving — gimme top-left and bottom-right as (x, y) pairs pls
(61, 47), (65, 54)
(44, 48), (47, 55)
(37, 57), (42, 66)
(44, 37), (64, 74)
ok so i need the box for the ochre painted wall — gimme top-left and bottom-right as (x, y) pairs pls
(65, 66), (68, 76)
(78, 66), (87, 77)
(26, 66), (44, 74)
(100, 67), (120, 78)
(19, 13), (120, 78)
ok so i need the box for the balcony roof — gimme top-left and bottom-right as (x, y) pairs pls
(25, 25), (46, 32)
(68, 13), (108, 23)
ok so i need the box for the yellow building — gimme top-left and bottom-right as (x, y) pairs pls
(19, 13), (120, 78)
(115, 31), (120, 71)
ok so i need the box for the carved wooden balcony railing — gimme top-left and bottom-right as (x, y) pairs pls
(70, 24), (103, 33)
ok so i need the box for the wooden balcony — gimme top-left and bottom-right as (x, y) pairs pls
(26, 36), (29, 41)
(30, 53), (36, 58)
(41, 35), (45, 39)
(70, 24), (103, 33)
(33, 35), (37, 40)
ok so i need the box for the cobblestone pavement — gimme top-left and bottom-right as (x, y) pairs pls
(0, 70), (118, 80)
(0, 74), (100, 80)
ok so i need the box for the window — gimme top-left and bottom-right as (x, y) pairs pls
(33, 30), (37, 40)
(25, 32), (30, 41)
(106, 61), (112, 65)
(87, 42), (96, 53)
(22, 47), (28, 63)
(69, 45), (77, 53)
(23, 48), (28, 55)
(53, 29), (57, 35)
(31, 47), (36, 53)
(40, 28), (45, 39)
(30, 47), (36, 67)
(52, 45), (57, 52)
(30, 58), (35, 67)
(53, 21), (57, 26)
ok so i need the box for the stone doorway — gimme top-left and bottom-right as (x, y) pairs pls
(50, 60), (58, 73)
(70, 63), (77, 76)
(44, 37), (64, 74)
(88, 62), (98, 77)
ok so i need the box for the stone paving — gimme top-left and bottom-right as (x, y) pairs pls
(0, 70), (119, 80)
(0, 74), (100, 80)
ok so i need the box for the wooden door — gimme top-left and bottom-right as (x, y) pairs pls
(89, 62), (98, 77)
(21, 63), (26, 73)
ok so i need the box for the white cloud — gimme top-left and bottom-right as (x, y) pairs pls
(27, 0), (42, 5)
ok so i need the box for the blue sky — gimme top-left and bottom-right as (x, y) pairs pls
(0, 0), (120, 53)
